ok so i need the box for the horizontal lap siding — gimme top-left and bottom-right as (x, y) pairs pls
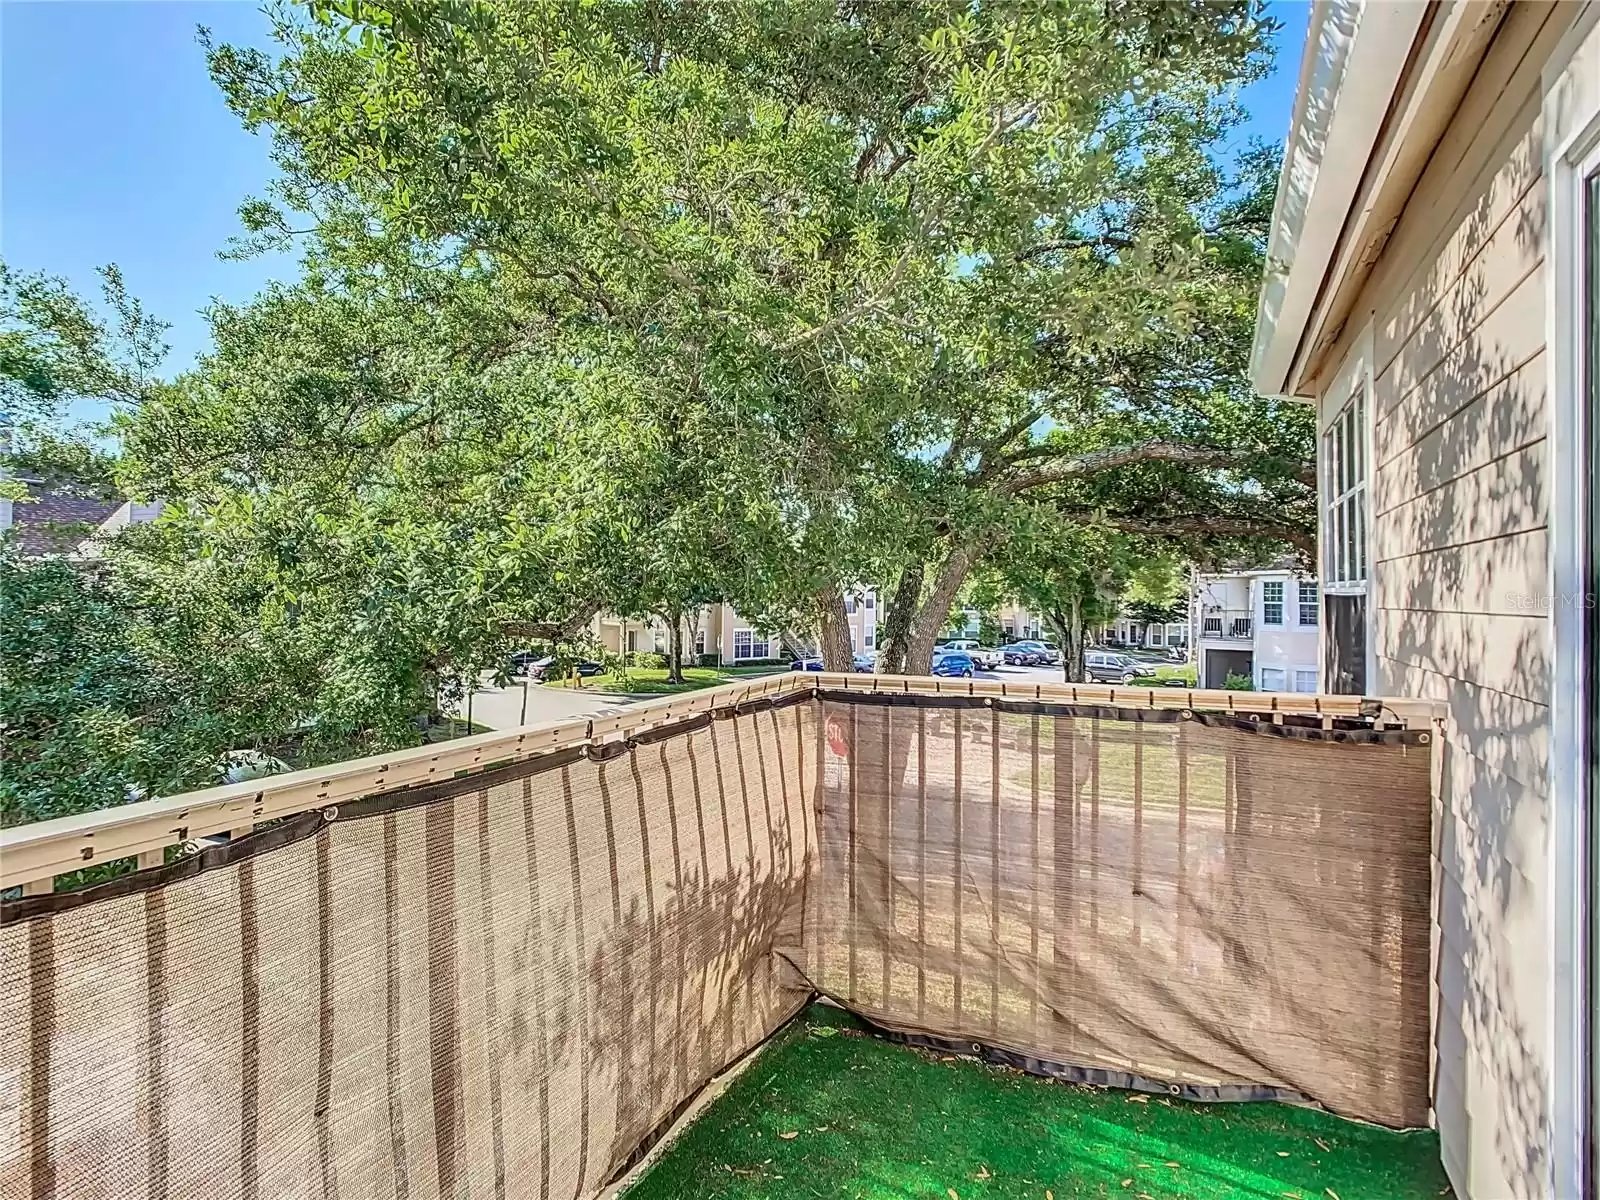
(1321, 4), (1574, 1197)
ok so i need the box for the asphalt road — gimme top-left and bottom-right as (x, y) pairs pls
(450, 674), (637, 730)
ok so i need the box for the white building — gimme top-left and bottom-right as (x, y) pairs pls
(593, 588), (879, 665)
(1192, 567), (1319, 692)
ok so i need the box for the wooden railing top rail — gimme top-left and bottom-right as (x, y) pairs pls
(812, 672), (1446, 726)
(0, 671), (811, 891)
(1, 671), (1443, 892)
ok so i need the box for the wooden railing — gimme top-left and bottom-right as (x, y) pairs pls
(0, 672), (1442, 894)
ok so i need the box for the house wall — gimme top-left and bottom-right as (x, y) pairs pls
(1307, 6), (1576, 1194)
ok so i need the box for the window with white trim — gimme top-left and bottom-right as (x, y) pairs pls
(732, 630), (769, 660)
(1323, 386), (1368, 588)
(845, 594), (856, 614)
(864, 630), (874, 649)
(1261, 580), (1285, 626)
(1297, 581), (1319, 626)
(865, 592), (875, 610)
(1259, 666), (1287, 692)
(1293, 669), (1318, 693)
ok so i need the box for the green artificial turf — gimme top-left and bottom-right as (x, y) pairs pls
(625, 1006), (1451, 1200)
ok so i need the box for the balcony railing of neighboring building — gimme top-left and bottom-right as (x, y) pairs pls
(1201, 608), (1254, 639)
(0, 673), (1444, 1199)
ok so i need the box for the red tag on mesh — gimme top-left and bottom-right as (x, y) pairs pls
(825, 714), (850, 758)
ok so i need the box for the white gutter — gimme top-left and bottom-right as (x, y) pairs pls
(1250, 1), (1429, 398)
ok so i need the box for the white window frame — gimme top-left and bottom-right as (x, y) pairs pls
(1320, 328), (1374, 596)
(1260, 580), (1286, 627)
(732, 629), (768, 660)
(1292, 668), (1318, 694)
(1297, 581), (1319, 627)
(1259, 666), (1287, 693)
(1546, 12), (1600, 1195)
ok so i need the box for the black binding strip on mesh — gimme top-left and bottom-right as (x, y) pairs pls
(848, 1009), (1316, 1107)
(629, 711), (715, 746)
(1, 808), (328, 925)
(1, 690), (805, 924)
(812, 688), (1426, 745)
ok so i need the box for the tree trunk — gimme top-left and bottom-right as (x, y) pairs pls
(877, 563), (924, 675)
(665, 610), (685, 684)
(816, 586), (854, 672)
(685, 608), (701, 667)
(1053, 594), (1086, 682)
(901, 545), (975, 675)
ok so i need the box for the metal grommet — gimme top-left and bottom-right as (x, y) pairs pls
(983, 697), (994, 707)
(321, 805), (339, 822)
(1167, 1083), (1182, 1096)
(1417, 732), (1431, 745)
(1179, 709), (1193, 720)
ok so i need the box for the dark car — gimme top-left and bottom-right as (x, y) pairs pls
(508, 649), (542, 676)
(528, 656), (605, 681)
(931, 651), (977, 678)
(1006, 639), (1058, 666)
(791, 657), (825, 672)
(1084, 650), (1158, 685)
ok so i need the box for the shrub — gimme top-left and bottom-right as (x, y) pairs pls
(631, 652), (667, 670)
(1222, 671), (1254, 691)
(696, 652), (721, 668)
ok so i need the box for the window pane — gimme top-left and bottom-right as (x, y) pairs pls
(1355, 500), (1368, 581)
(1260, 667), (1287, 692)
(1356, 389), (1367, 482)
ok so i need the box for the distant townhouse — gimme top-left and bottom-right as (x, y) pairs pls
(1192, 566), (1319, 691)
(591, 587), (880, 665)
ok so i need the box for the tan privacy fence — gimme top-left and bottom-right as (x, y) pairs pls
(0, 675), (1437, 1199)
(794, 691), (1434, 1129)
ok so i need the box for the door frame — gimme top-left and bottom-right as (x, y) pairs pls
(1547, 9), (1600, 1194)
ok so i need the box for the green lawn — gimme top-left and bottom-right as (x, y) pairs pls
(548, 665), (786, 694)
(626, 1005), (1450, 1200)
(1151, 663), (1198, 685)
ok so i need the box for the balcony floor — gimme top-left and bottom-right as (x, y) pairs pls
(624, 1005), (1451, 1199)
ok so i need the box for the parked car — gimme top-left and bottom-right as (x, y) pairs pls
(791, 657), (824, 672)
(507, 649), (542, 676)
(931, 650), (977, 678)
(1084, 650), (1159, 685)
(852, 652), (877, 673)
(942, 639), (1001, 669)
(1004, 639), (1058, 666)
(528, 656), (605, 681)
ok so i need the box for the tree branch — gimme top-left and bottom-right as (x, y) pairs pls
(778, 249), (911, 352)
(1016, 233), (1133, 262)
(1058, 511), (1315, 556)
(1000, 440), (1316, 493)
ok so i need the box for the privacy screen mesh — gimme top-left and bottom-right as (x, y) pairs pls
(0, 689), (1433, 1199)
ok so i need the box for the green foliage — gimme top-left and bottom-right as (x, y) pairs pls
(1222, 671), (1254, 691)
(202, 0), (1300, 667)
(1, 554), (237, 825)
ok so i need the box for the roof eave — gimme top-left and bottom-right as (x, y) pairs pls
(1250, 0), (1431, 400)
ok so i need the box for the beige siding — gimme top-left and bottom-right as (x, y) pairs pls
(1316, 5), (1576, 1197)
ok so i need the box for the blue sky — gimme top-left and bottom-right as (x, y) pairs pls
(2, 1), (1311, 373)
